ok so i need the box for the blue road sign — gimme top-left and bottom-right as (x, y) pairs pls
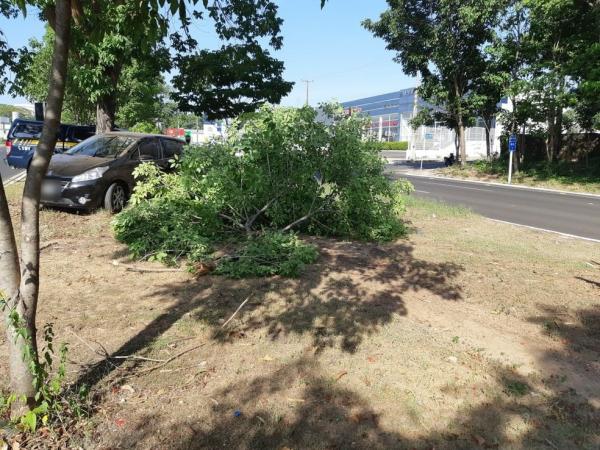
(509, 135), (517, 152)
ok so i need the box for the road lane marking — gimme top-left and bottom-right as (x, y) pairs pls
(415, 190), (430, 194)
(488, 219), (600, 244)
(2, 171), (26, 186)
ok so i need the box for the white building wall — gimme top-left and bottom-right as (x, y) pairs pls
(405, 116), (508, 161)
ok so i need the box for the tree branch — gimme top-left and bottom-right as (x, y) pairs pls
(133, 343), (206, 376)
(244, 197), (277, 232)
(219, 213), (245, 230)
(221, 294), (253, 329)
(281, 211), (317, 232)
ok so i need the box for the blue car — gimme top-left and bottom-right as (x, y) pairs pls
(5, 119), (95, 169)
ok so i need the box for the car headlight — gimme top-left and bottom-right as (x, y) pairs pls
(71, 167), (109, 183)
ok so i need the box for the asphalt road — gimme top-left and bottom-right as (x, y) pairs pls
(389, 169), (600, 242)
(381, 150), (407, 160)
(0, 148), (23, 184)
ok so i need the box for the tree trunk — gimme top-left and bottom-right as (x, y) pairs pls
(96, 94), (116, 133)
(453, 78), (467, 166)
(457, 115), (467, 167)
(96, 64), (121, 133)
(454, 131), (459, 161)
(546, 113), (557, 163)
(552, 106), (563, 161)
(484, 117), (491, 159)
(3, 0), (72, 416)
(0, 181), (25, 413)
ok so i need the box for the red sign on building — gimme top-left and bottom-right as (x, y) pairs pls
(165, 128), (185, 137)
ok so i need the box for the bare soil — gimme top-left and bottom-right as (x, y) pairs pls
(1, 183), (599, 449)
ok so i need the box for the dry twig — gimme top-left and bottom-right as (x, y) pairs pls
(111, 355), (166, 363)
(111, 260), (184, 273)
(40, 241), (59, 251)
(68, 329), (109, 358)
(221, 294), (253, 329)
(134, 343), (206, 375)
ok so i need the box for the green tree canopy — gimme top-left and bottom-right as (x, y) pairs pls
(0, 103), (33, 118)
(55, 0), (294, 131)
(364, 0), (507, 164)
(0, 0), (29, 96)
(492, 0), (599, 161)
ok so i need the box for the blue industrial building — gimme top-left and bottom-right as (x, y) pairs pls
(342, 89), (499, 160)
(341, 88), (425, 142)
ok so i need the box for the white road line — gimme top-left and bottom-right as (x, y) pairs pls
(415, 190), (430, 194)
(488, 219), (600, 244)
(2, 171), (26, 186)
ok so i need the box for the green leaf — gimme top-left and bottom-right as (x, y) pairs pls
(20, 411), (37, 432)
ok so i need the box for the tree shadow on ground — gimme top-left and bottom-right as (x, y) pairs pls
(103, 350), (600, 450)
(98, 304), (600, 450)
(527, 305), (600, 406)
(154, 240), (462, 354)
(76, 240), (463, 388)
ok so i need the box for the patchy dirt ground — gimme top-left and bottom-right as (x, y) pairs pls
(1, 182), (599, 449)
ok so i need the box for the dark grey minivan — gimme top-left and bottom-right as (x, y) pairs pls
(41, 132), (183, 213)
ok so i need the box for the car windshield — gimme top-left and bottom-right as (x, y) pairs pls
(66, 135), (136, 157)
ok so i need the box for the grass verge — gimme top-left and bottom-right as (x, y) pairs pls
(3, 181), (23, 203)
(440, 159), (600, 194)
(403, 194), (473, 219)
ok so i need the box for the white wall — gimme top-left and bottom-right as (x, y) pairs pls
(185, 124), (227, 144)
(406, 120), (502, 161)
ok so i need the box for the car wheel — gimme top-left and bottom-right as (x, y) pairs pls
(104, 182), (127, 214)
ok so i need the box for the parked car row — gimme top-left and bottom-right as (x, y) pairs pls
(5, 119), (95, 169)
(3, 119), (184, 213)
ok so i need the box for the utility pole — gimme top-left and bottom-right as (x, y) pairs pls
(301, 80), (314, 106)
(409, 76), (421, 161)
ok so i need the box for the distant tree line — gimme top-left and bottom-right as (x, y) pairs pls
(365, 0), (600, 166)
(5, 0), (293, 133)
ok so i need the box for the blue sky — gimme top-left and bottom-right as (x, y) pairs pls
(0, 0), (415, 106)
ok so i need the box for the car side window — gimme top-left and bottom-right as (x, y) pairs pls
(161, 139), (183, 159)
(137, 138), (161, 160)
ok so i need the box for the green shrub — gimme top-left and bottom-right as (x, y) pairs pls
(0, 307), (92, 434)
(113, 198), (219, 265)
(130, 121), (160, 134)
(176, 105), (413, 240)
(472, 159), (506, 175)
(215, 232), (318, 278)
(113, 104), (413, 277)
(373, 141), (409, 151)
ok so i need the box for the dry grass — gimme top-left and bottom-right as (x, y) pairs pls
(1, 183), (599, 449)
(439, 164), (600, 194)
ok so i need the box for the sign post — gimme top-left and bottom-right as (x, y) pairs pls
(508, 135), (517, 184)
